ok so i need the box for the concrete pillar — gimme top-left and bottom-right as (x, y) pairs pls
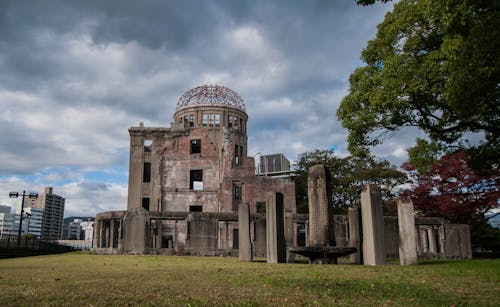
(428, 227), (437, 254)
(118, 219), (123, 250)
(93, 219), (101, 248)
(238, 203), (253, 262)
(438, 225), (445, 256)
(285, 211), (295, 262)
(397, 199), (417, 265)
(266, 192), (286, 263)
(99, 220), (105, 248)
(109, 219), (115, 249)
(157, 220), (163, 249)
(307, 165), (331, 246)
(348, 207), (362, 264)
(360, 184), (386, 265)
(420, 228), (429, 253)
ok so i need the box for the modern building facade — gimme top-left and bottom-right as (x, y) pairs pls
(30, 187), (65, 241)
(0, 205), (10, 214)
(93, 85), (296, 255)
(0, 212), (16, 238)
(24, 207), (44, 238)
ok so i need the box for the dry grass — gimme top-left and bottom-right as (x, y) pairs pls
(0, 252), (498, 306)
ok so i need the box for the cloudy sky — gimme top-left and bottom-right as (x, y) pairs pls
(0, 0), (416, 217)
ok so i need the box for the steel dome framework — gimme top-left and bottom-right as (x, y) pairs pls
(176, 85), (246, 111)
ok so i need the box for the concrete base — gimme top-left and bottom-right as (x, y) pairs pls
(288, 246), (357, 264)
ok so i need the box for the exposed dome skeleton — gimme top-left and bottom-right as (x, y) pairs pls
(176, 84), (246, 111)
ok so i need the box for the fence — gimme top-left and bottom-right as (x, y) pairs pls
(0, 235), (74, 258)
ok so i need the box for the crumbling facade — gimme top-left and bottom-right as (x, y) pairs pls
(93, 85), (296, 255)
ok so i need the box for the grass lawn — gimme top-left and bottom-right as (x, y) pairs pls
(0, 253), (498, 306)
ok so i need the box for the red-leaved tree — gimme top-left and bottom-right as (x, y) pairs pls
(398, 151), (499, 225)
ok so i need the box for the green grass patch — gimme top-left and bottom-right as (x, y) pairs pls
(0, 252), (498, 306)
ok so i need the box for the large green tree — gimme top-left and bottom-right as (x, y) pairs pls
(338, 0), (499, 162)
(293, 149), (406, 213)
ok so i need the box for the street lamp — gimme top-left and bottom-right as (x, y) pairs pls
(9, 191), (38, 247)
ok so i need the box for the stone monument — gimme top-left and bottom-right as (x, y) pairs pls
(289, 164), (356, 264)
(360, 184), (386, 265)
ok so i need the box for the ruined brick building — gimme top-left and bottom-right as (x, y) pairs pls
(93, 85), (296, 255)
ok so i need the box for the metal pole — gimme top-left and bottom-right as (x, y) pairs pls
(17, 191), (26, 248)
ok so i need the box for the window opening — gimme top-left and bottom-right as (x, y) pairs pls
(202, 114), (208, 126)
(234, 145), (243, 166)
(189, 114), (195, 127)
(234, 145), (240, 165)
(144, 140), (152, 152)
(228, 115), (239, 129)
(190, 139), (201, 154)
(189, 205), (203, 212)
(142, 198), (150, 211)
(234, 185), (242, 201)
(143, 162), (151, 182)
(256, 202), (266, 213)
(190, 170), (203, 190)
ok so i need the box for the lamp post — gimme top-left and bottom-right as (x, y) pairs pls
(9, 191), (38, 247)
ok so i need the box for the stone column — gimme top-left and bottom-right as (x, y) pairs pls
(93, 219), (101, 248)
(428, 227), (437, 254)
(238, 203), (253, 262)
(420, 228), (429, 253)
(109, 219), (115, 249)
(348, 207), (362, 264)
(99, 220), (105, 248)
(360, 184), (386, 265)
(266, 192), (286, 263)
(307, 164), (334, 246)
(397, 199), (417, 265)
(118, 219), (123, 250)
(307, 165), (331, 246)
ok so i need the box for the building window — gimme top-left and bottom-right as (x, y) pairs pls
(190, 139), (201, 154)
(202, 113), (220, 126)
(142, 198), (150, 211)
(234, 145), (242, 166)
(189, 205), (202, 212)
(144, 140), (152, 152)
(143, 163), (151, 182)
(189, 114), (195, 127)
(190, 170), (203, 190)
(256, 202), (266, 213)
(234, 185), (242, 201)
(228, 115), (239, 129)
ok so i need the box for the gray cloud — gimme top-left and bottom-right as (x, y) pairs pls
(0, 0), (400, 216)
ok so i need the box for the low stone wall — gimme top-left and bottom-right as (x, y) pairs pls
(92, 209), (472, 259)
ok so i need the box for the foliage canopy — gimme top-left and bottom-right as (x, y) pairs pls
(338, 0), (499, 159)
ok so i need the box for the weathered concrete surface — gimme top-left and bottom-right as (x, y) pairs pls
(122, 207), (149, 254)
(238, 203), (253, 261)
(289, 246), (357, 264)
(266, 192), (286, 263)
(307, 164), (332, 247)
(360, 184), (386, 265)
(397, 199), (417, 265)
(444, 224), (472, 259)
(348, 207), (362, 264)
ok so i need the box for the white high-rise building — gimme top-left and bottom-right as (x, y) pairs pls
(80, 220), (94, 242)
